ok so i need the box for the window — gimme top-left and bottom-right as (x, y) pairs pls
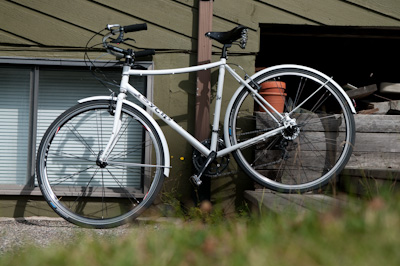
(0, 59), (151, 194)
(0, 67), (31, 185)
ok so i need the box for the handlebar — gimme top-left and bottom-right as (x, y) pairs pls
(103, 23), (155, 60)
(135, 49), (155, 57)
(123, 23), (147, 33)
(103, 23), (248, 61)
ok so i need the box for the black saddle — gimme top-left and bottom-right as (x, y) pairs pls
(205, 25), (248, 48)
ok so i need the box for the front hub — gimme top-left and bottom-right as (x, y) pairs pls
(96, 150), (108, 168)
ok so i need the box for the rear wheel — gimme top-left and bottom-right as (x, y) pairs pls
(227, 66), (355, 193)
(36, 100), (165, 228)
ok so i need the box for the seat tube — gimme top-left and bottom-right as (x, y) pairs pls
(210, 60), (226, 151)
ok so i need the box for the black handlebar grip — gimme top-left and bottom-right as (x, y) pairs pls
(134, 49), (156, 58)
(123, 23), (147, 33)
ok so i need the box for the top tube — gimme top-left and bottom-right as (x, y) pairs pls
(127, 59), (226, 76)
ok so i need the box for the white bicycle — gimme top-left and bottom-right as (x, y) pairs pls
(36, 23), (356, 228)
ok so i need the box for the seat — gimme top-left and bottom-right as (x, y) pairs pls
(205, 25), (248, 46)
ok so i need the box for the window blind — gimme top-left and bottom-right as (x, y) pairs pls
(36, 68), (146, 189)
(0, 65), (147, 187)
(0, 67), (31, 184)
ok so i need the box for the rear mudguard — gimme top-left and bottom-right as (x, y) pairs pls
(78, 96), (170, 177)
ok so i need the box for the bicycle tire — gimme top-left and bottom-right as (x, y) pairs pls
(36, 100), (165, 228)
(227, 66), (355, 193)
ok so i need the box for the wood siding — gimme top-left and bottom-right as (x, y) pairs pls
(2, 0), (400, 58)
(1, 0), (400, 211)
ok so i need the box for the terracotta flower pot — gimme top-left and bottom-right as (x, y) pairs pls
(257, 81), (287, 113)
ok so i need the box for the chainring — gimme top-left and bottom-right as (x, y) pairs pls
(192, 139), (230, 177)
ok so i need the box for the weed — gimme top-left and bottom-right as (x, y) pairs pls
(2, 194), (400, 265)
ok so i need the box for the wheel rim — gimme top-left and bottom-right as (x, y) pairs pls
(37, 102), (163, 227)
(230, 70), (354, 192)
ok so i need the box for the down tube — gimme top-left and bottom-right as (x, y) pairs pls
(125, 83), (211, 156)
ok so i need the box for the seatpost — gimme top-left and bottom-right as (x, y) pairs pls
(221, 44), (231, 59)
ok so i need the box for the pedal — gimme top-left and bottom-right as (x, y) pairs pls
(190, 151), (217, 187)
(190, 174), (202, 186)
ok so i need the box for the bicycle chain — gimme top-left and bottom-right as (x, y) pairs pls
(194, 127), (283, 178)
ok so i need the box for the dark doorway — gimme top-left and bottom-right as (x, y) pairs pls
(256, 24), (400, 88)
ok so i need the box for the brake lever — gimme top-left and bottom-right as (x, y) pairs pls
(111, 31), (125, 43)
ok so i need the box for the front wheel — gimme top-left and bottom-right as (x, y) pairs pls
(227, 66), (355, 193)
(36, 100), (165, 228)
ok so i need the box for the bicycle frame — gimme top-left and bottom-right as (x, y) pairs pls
(97, 58), (285, 164)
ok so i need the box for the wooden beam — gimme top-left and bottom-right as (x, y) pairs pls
(195, 0), (213, 141)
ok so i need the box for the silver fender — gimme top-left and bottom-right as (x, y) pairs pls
(78, 96), (170, 177)
(223, 64), (356, 147)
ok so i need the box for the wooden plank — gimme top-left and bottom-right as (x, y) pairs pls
(214, 0), (259, 29)
(256, 112), (348, 132)
(11, 0), (103, 31)
(219, 0), (317, 26)
(176, 0), (316, 27)
(353, 114), (400, 133)
(258, 0), (400, 26)
(257, 112), (400, 133)
(253, 134), (400, 172)
(212, 0), (317, 53)
(0, 29), (36, 45)
(278, 193), (348, 210)
(8, 0), (192, 50)
(346, 0), (400, 20)
(0, 1), (93, 47)
(174, 0), (196, 7)
(339, 168), (400, 196)
(369, 100), (400, 114)
(244, 189), (347, 214)
(255, 113), (400, 178)
(345, 84), (377, 99)
(93, 0), (195, 36)
(342, 168), (400, 180)
(353, 132), (400, 153)
(347, 151), (400, 169)
(245, 190), (311, 214)
(254, 149), (400, 172)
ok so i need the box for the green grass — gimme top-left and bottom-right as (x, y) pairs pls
(2, 194), (400, 266)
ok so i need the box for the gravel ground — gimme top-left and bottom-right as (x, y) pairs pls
(0, 216), (175, 255)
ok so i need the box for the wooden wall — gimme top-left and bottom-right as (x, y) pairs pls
(1, 0), (400, 213)
(2, 0), (399, 58)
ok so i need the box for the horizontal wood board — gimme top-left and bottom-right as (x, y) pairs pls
(244, 189), (348, 214)
(256, 113), (400, 171)
(2, 0), (400, 58)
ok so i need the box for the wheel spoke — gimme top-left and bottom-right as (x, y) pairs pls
(65, 123), (97, 156)
(229, 68), (354, 192)
(37, 101), (164, 228)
